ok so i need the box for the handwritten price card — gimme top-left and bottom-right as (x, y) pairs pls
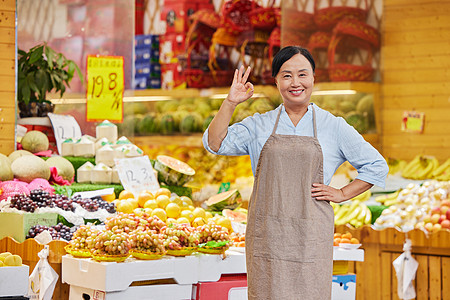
(86, 55), (124, 122)
(115, 156), (160, 197)
(401, 111), (425, 133)
(47, 113), (82, 154)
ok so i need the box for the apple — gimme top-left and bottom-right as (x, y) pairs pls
(432, 223), (442, 233)
(441, 200), (450, 207)
(430, 214), (441, 224)
(441, 219), (450, 230)
(415, 221), (425, 229)
(423, 215), (431, 223)
(441, 206), (450, 215)
(431, 206), (441, 215)
(424, 222), (433, 232)
(438, 215), (447, 224)
(446, 209), (450, 221)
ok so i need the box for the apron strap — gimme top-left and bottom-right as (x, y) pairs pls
(271, 105), (283, 135)
(312, 104), (317, 138)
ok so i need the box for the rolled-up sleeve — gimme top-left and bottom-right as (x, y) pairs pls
(337, 118), (388, 188)
(202, 120), (253, 156)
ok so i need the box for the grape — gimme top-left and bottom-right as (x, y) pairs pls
(129, 228), (165, 253)
(196, 224), (231, 244)
(26, 223), (75, 241)
(160, 223), (199, 249)
(91, 230), (131, 256)
(68, 225), (99, 251)
(72, 195), (116, 213)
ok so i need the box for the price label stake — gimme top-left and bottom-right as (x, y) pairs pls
(47, 113), (82, 154)
(115, 156), (160, 197)
(86, 55), (124, 122)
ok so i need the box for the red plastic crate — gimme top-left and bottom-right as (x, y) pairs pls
(193, 274), (247, 300)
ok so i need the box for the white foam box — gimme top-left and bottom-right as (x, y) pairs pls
(333, 248), (364, 262)
(69, 283), (192, 300)
(62, 255), (198, 292)
(332, 274), (356, 300)
(197, 252), (247, 282)
(0, 265), (29, 297)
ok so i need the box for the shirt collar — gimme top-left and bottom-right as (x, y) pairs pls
(279, 103), (313, 128)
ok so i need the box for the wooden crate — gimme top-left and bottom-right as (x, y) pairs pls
(0, 237), (69, 300)
(335, 225), (450, 300)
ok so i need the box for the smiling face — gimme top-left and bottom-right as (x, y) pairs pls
(275, 53), (314, 108)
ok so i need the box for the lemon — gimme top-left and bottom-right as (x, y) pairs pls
(180, 196), (193, 206)
(155, 188), (171, 198)
(205, 211), (213, 220)
(180, 210), (194, 222)
(116, 200), (134, 214)
(128, 198), (139, 210)
(151, 208), (167, 222)
(192, 207), (206, 219)
(143, 207), (153, 215)
(177, 217), (190, 225)
(217, 217), (232, 231)
(166, 218), (177, 226)
(156, 195), (170, 209)
(133, 208), (145, 216)
(170, 195), (182, 206)
(137, 191), (155, 207)
(192, 217), (206, 227)
(119, 190), (134, 200)
(165, 203), (181, 218)
(101, 192), (116, 202)
(144, 200), (158, 209)
(188, 205), (195, 211)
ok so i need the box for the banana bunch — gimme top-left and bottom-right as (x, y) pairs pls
(431, 158), (450, 181)
(352, 189), (371, 201)
(401, 155), (439, 180)
(387, 158), (407, 175)
(333, 200), (372, 228)
(375, 190), (401, 206)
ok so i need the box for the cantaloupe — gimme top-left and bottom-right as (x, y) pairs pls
(8, 150), (33, 163)
(21, 131), (49, 153)
(11, 155), (50, 183)
(46, 156), (75, 182)
(0, 155), (13, 181)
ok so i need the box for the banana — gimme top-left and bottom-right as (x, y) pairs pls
(436, 165), (450, 181)
(356, 205), (367, 222)
(384, 198), (400, 206)
(341, 205), (362, 224)
(334, 204), (350, 222)
(432, 158), (450, 178)
(364, 205), (372, 224)
(352, 189), (371, 202)
(414, 157), (437, 180)
(401, 155), (421, 177)
(375, 190), (400, 204)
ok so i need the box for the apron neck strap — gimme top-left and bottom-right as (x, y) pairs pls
(272, 103), (318, 137)
(312, 104), (317, 138)
(271, 105), (283, 135)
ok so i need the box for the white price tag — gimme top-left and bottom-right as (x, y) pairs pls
(115, 156), (159, 196)
(93, 290), (105, 300)
(47, 113), (82, 154)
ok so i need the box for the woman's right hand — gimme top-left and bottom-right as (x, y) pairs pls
(226, 65), (254, 107)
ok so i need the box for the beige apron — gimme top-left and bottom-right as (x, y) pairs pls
(246, 104), (334, 300)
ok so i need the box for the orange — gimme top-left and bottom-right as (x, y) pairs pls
(151, 208), (167, 222)
(177, 217), (190, 225)
(116, 200), (134, 214)
(341, 232), (352, 240)
(192, 217), (206, 227)
(180, 196), (193, 206)
(350, 238), (360, 244)
(144, 200), (158, 210)
(180, 210), (194, 223)
(119, 190), (134, 200)
(340, 238), (351, 244)
(165, 203), (181, 218)
(101, 192), (116, 203)
(193, 207), (206, 219)
(334, 233), (342, 238)
(155, 188), (171, 198)
(137, 191), (155, 207)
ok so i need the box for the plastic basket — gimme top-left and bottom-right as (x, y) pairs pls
(221, 0), (258, 33)
(249, 4), (277, 31)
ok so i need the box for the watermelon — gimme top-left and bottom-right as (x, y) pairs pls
(206, 189), (241, 211)
(160, 114), (176, 135)
(137, 114), (157, 135)
(222, 209), (247, 223)
(345, 111), (369, 134)
(180, 114), (197, 134)
(203, 115), (214, 131)
(153, 155), (195, 186)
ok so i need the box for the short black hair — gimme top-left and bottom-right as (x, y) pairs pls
(272, 46), (315, 77)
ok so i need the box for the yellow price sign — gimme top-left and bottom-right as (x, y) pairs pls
(86, 55), (124, 122)
(401, 111), (425, 133)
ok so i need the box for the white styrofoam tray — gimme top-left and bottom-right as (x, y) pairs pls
(196, 252), (246, 282)
(333, 248), (364, 262)
(69, 284), (192, 300)
(0, 265), (29, 297)
(62, 255), (198, 292)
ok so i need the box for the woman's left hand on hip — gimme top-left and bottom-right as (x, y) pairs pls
(311, 183), (345, 203)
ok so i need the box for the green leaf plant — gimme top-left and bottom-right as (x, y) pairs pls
(17, 43), (83, 117)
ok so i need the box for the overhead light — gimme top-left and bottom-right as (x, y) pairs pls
(312, 90), (357, 96)
(210, 93), (266, 99)
(124, 96), (173, 102)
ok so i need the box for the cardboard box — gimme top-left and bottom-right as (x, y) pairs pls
(193, 274), (247, 300)
(161, 0), (197, 34)
(62, 255), (198, 292)
(161, 63), (186, 90)
(0, 212), (59, 243)
(0, 265), (29, 297)
(69, 283), (192, 300)
(332, 274), (356, 300)
(160, 33), (186, 64)
(135, 34), (160, 49)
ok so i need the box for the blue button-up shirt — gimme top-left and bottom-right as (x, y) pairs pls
(203, 103), (388, 188)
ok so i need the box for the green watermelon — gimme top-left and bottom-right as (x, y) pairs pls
(137, 114), (157, 134)
(160, 114), (176, 135)
(180, 115), (197, 134)
(206, 190), (241, 211)
(153, 155), (195, 186)
(345, 111), (369, 134)
(203, 115), (214, 131)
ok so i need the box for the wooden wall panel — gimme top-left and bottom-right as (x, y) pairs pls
(0, 0), (15, 155)
(381, 0), (450, 162)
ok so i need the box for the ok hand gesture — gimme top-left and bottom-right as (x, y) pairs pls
(226, 65), (254, 107)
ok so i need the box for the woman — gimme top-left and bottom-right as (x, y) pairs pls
(203, 46), (388, 299)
